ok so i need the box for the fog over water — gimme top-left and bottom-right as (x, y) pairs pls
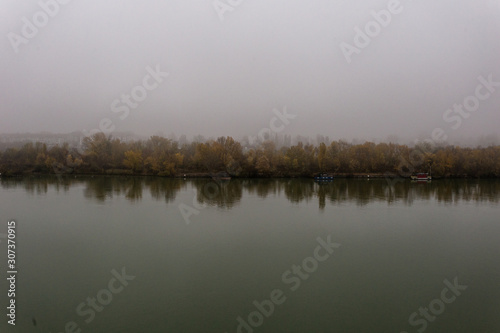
(2, 0), (500, 143)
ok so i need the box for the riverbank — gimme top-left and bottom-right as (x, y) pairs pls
(1, 170), (494, 180)
(1, 135), (499, 179)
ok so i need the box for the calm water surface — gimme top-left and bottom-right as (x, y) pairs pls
(0, 177), (499, 332)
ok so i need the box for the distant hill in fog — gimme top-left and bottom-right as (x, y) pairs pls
(0, 131), (498, 151)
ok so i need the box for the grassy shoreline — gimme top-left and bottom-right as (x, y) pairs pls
(1, 170), (496, 180)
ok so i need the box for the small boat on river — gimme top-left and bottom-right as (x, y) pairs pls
(314, 173), (334, 181)
(211, 172), (231, 181)
(411, 173), (432, 182)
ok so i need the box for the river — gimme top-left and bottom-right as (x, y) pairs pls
(0, 176), (499, 332)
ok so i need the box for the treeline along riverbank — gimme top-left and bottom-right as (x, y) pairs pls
(1, 133), (499, 178)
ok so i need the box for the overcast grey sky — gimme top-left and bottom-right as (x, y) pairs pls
(1, 0), (499, 143)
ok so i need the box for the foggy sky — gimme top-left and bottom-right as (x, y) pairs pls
(2, 0), (500, 143)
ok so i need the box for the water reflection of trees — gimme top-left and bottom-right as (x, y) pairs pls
(244, 179), (282, 199)
(145, 177), (185, 204)
(283, 179), (315, 204)
(82, 176), (183, 203)
(1, 177), (499, 208)
(0, 176), (77, 195)
(0, 176), (183, 204)
(193, 179), (243, 209)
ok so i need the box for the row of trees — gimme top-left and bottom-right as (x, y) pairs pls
(1, 133), (500, 178)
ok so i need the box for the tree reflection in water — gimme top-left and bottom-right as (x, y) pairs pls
(1, 176), (499, 208)
(193, 179), (243, 209)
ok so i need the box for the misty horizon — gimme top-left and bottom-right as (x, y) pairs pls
(1, 130), (500, 149)
(2, 0), (499, 144)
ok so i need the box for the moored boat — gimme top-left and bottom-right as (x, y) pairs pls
(211, 172), (231, 181)
(314, 173), (334, 181)
(411, 173), (432, 181)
